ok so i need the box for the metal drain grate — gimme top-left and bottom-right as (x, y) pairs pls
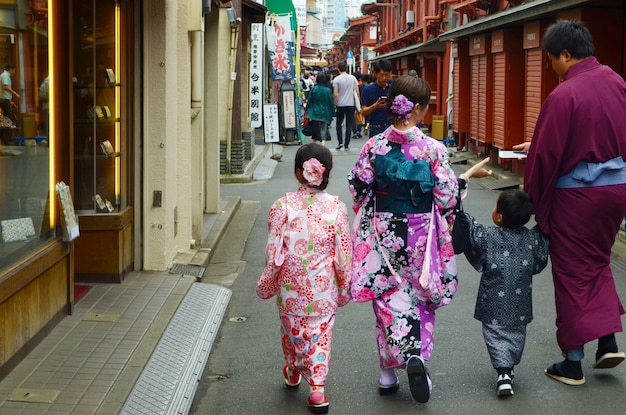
(479, 178), (521, 190)
(120, 283), (231, 415)
(169, 263), (205, 280)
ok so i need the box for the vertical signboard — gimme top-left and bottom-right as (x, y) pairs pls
(263, 104), (280, 143)
(250, 23), (264, 128)
(281, 89), (297, 129)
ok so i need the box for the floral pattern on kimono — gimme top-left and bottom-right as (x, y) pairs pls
(347, 126), (458, 364)
(257, 186), (352, 385)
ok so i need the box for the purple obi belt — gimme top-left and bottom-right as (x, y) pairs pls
(555, 156), (626, 188)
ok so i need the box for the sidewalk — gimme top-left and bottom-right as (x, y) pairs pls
(0, 146), (270, 415)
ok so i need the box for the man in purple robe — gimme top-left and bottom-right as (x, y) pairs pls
(515, 20), (626, 386)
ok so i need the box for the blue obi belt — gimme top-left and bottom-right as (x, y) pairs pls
(555, 156), (626, 188)
(374, 147), (434, 214)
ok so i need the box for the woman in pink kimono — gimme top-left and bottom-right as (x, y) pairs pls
(348, 76), (459, 403)
(257, 143), (352, 414)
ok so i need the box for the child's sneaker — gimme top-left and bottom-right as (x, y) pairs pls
(496, 373), (514, 397)
(282, 364), (301, 388)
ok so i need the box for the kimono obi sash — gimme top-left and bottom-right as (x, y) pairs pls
(373, 146), (434, 214)
(555, 156), (626, 189)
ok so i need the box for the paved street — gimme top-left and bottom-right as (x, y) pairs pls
(190, 135), (626, 415)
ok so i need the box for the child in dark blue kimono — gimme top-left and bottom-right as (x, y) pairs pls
(455, 177), (549, 397)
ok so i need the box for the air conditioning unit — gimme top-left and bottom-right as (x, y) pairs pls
(406, 10), (415, 26)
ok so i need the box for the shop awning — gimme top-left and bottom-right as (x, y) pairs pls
(439, 0), (590, 41)
(301, 58), (328, 67)
(369, 37), (446, 62)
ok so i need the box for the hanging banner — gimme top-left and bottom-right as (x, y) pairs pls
(266, 14), (295, 81)
(249, 23), (264, 128)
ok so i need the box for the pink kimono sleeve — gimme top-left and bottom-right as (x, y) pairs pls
(256, 200), (287, 300)
(334, 200), (353, 307)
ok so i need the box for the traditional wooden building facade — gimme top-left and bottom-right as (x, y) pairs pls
(442, 0), (625, 172)
(328, 0), (625, 173)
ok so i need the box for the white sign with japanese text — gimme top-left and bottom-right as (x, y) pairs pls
(281, 89), (297, 130)
(292, 0), (307, 27)
(263, 104), (280, 143)
(249, 23), (264, 128)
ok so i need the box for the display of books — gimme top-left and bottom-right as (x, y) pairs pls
(105, 68), (116, 87)
(100, 140), (120, 157)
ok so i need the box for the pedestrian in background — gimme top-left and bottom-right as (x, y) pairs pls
(348, 75), (458, 403)
(0, 63), (19, 124)
(305, 73), (334, 146)
(301, 72), (314, 101)
(513, 20), (626, 385)
(257, 143), (352, 414)
(455, 178), (549, 397)
(360, 59), (393, 137)
(333, 62), (359, 151)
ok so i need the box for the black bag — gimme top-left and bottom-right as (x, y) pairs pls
(302, 117), (313, 136)
(451, 196), (471, 254)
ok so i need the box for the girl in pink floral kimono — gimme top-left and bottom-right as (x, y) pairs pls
(257, 143), (352, 414)
(348, 76), (459, 403)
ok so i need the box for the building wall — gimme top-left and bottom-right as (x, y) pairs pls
(142, 0), (194, 270)
(205, 9), (230, 215)
(307, 15), (323, 46)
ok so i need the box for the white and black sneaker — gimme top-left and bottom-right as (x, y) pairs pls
(496, 373), (514, 397)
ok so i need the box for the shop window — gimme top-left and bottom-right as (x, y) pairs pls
(71, 0), (131, 214)
(0, 1), (52, 268)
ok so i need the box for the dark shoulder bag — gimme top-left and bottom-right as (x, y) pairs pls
(451, 186), (471, 254)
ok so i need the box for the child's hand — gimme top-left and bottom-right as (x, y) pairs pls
(461, 157), (492, 181)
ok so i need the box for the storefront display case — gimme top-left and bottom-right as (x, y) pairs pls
(71, 0), (133, 282)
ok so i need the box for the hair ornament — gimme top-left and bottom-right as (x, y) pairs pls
(390, 94), (414, 125)
(302, 158), (326, 187)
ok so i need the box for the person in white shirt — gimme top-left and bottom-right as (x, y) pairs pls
(332, 62), (359, 151)
(0, 63), (19, 123)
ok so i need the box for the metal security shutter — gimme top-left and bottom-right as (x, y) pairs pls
(470, 56), (480, 139)
(453, 58), (460, 132)
(524, 48), (542, 143)
(477, 54), (493, 143)
(492, 53), (506, 148)
(452, 39), (471, 136)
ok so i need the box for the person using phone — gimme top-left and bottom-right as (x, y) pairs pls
(360, 59), (394, 138)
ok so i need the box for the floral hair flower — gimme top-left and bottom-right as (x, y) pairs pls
(302, 158), (326, 187)
(390, 94), (414, 125)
